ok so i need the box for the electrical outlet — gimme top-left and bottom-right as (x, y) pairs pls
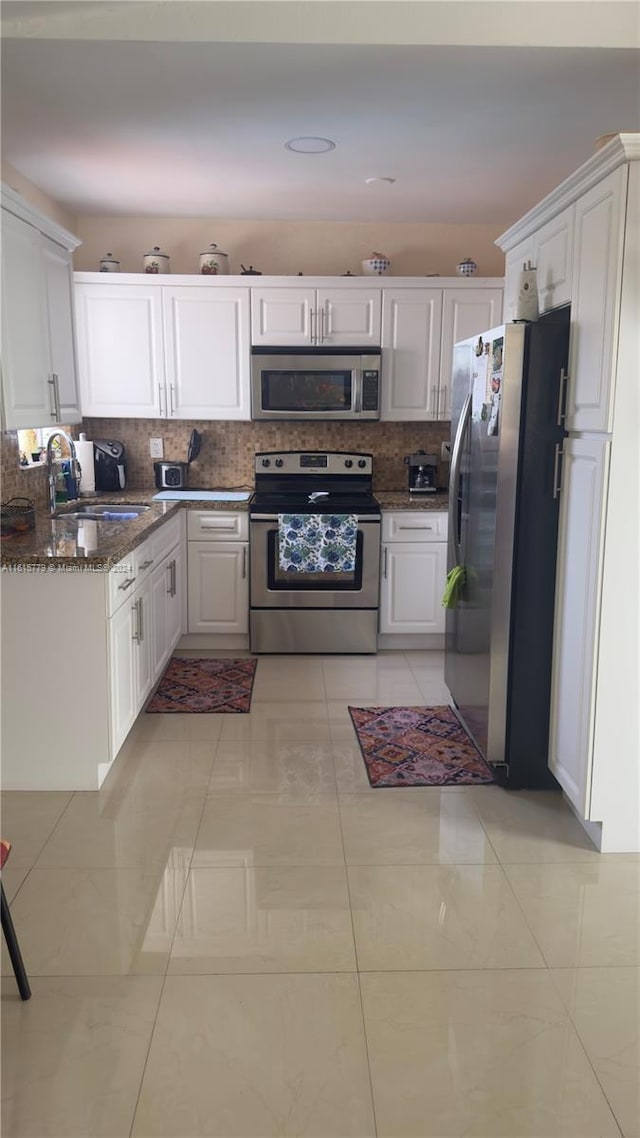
(441, 441), (451, 462)
(149, 437), (164, 459)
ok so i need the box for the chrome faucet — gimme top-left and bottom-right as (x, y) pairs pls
(46, 430), (81, 514)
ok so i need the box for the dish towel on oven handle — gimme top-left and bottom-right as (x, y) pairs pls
(278, 514), (359, 573)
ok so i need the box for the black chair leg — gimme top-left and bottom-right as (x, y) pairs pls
(1, 882), (31, 1000)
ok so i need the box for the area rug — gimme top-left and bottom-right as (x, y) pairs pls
(348, 705), (495, 787)
(146, 657), (257, 713)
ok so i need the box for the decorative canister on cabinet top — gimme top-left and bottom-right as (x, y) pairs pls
(143, 246), (171, 274)
(361, 251), (391, 276)
(456, 257), (478, 277)
(199, 243), (229, 275)
(99, 252), (120, 272)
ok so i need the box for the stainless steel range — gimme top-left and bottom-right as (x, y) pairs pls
(249, 451), (381, 654)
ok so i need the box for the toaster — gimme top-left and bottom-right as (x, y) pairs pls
(154, 461), (189, 489)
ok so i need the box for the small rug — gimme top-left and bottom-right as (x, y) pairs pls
(146, 657), (257, 714)
(348, 705), (495, 787)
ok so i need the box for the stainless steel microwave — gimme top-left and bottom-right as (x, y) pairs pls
(250, 347), (381, 421)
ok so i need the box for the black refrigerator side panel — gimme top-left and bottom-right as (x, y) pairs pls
(500, 307), (570, 788)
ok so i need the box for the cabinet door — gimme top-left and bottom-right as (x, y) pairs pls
(108, 596), (137, 758)
(166, 543), (184, 652)
(379, 542), (447, 634)
(380, 289), (442, 420)
(41, 236), (81, 424)
(150, 560), (170, 681)
(250, 287), (314, 345)
(567, 166), (627, 432)
(548, 437), (610, 815)
(439, 288), (503, 419)
(75, 284), (164, 417)
(187, 541), (249, 633)
(318, 289), (381, 346)
(535, 205), (574, 314)
(1, 209), (52, 428)
(163, 287), (251, 419)
(503, 237), (535, 323)
(134, 577), (154, 707)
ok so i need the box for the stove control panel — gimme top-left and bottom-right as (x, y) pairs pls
(254, 451), (373, 477)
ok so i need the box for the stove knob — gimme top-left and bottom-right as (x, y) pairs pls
(344, 459), (353, 468)
(275, 458), (284, 468)
(261, 458), (271, 468)
(358, 458), (367, 469)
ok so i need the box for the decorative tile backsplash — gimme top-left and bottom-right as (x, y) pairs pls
(2, 419), (451, 515)
(82, 418), (451, 492)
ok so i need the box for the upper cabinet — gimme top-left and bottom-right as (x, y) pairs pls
(1, 187), (82, 429)
(75, 276), (251, 420)
(250, 285), (381, 346)
(503, 208), (574, 321)
(381, 282), (503, 421)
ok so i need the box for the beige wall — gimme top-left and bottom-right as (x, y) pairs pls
(1, 160), (78, 234)
(74, 216), (505, 277)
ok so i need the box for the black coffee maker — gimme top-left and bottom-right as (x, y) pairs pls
(405, 450), (438, 494)
(94, 440), (126, 492)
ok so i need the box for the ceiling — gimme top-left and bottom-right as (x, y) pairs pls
(2, 2), (639, 227)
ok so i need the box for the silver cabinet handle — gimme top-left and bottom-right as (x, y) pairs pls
(552, 443), (563, 499)
(383, 546), (388, 579)
(431, 385), (438, 418)
(138, 596), (144, 642)
(140, 558), (154, 570)
(132, 599), (139, 641)
(440, 384), (447, 418)
(310, 307), (317, 345)
(48, 374), (61, 421)
(398, 524), (434, 531)
(557, 368), (569, 426)
(242, 546), (248, 578)
(169, 383), (175, 416)
(158, 383), (165, 416)
(118, 576), (136, 592)
(170, 558), (177, 596)
(320, 305), (327, 343)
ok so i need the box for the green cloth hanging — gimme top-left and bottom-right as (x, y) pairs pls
(442, 564), (466, 609)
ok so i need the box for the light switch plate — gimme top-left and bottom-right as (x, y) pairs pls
(441, 441), (451, 462)
(149, 437), (164, 458)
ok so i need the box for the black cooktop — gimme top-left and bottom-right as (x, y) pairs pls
(250, 491), (380, 516)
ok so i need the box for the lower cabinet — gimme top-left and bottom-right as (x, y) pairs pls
(186, 511), (249, 635)
(379, 512), (448, 636)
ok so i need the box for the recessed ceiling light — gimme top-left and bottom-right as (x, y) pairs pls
(365, 177), (397, 185)
(285, 137), (336, 154)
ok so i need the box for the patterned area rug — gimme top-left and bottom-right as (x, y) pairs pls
(348, 705), (495, 787)
(146, 657), (257, 713)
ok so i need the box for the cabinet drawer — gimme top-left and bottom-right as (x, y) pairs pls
(107, 550), (137, 615)
(133, 537), (155, 584)
(150, 509), (183, 565)
(382, 511), (448, 542)
(187, 510), (249, 541)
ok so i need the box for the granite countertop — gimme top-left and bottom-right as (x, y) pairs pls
(377, 491), (449, 511)
(0, 488), (252, 570)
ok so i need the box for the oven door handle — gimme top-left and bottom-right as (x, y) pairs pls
(250, 514), (381, 524)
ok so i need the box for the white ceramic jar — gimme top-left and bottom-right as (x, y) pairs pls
(199, 243), (229, 275)
(361, 252), (391, 276)
(143, 246), (171, 274)
(456, 257), (478, 277)
(99, 252), (120, 272)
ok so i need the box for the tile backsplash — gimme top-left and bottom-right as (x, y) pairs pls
(82, 418), (451, 493)
(2, 419), (451, 512)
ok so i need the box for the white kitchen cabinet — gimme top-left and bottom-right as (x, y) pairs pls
(439, 287), (504, 419)
(165, 542), (185, 651)
(380, 289), (442, 420)
(150, 536), (184, 677)
(250, 285), (381, 346)
(74, 274), (251, 419)
(535, 205), (574, 314)
(548, 438), (610, 813)
(566, 167), (627, 433)
(186, 510), (249, 635)
(381, 284), (503, 421)
(379, 512), (448, 637)
(108, 588), (138, 758)
(1, 194), (81, 429)
(503, 236), (536, 322)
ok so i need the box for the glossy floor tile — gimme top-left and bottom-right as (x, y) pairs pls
(2, 651), (635, 1138)
(131, 974), (376, 1137)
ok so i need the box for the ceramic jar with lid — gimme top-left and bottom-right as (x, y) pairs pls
(456, 257), (478, 277)
(361, 252), (391, 276)
(99, 252), (120, 272)
(199, 243), (229, 275)
(143, 246), (171, 274)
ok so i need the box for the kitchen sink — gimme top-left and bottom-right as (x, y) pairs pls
(54, 504), (150, 521)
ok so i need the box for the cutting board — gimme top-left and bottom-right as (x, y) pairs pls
(153, 490), (251, 502)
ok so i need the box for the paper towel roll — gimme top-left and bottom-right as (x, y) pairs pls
(77, 520), (98, 554)
(75, 437), (95, 494)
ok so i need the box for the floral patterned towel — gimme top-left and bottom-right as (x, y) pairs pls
(278, 513), (358, 573)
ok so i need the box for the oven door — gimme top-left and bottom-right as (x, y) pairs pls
(250, 515), (380, 609)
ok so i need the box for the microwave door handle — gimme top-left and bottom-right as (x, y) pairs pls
(354, 372), (363, 414)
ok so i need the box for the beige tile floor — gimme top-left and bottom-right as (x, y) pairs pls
(2, 650), (639, 1137)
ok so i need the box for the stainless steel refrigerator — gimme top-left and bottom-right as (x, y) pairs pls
(445, 307), (570, 787)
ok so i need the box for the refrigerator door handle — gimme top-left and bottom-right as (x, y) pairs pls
(448, 392), (472, 568)
(556, 368), (569, 426)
